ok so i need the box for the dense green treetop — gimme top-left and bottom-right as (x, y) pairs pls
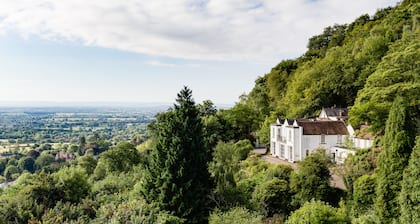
(285, 200), (348, 224)
(142, 87), (211, 223)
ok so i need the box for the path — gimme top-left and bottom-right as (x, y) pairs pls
(253, 148), (346, 190)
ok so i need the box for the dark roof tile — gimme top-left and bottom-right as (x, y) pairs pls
(297, 120), (348, 135)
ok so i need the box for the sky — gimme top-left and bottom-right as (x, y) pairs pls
(0, 0), (400, 105)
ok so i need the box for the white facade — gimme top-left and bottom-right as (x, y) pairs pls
(328, 147), (356, 164)
(270, 108), (375, 164)
(270, 119), (346, 163)
(346, 125), (374, 149)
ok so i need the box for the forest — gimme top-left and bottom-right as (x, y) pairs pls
(0, 0), (419, 223)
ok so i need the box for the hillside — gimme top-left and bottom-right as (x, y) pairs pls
(244, 0), (419, 143)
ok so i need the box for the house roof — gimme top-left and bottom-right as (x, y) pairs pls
(323, 108), (348, 117)
(297, 120), (348, 135)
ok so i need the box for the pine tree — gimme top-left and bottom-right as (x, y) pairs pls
(399, 137), (420, 223)
(141, 87), (211, 223)
(375, 96), (415, 222)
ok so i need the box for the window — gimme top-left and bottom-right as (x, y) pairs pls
(321, 134), (325, 144)
(337, 135), (342, 144)
(280, 145), (285, 157)
(306, 149), (309, 157)
(289, 146), (293, 161)
(288, 130), (292, 141)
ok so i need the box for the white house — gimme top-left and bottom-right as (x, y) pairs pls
(269, 108), (374, 164)
(270, 119), (349, 163)
(347, 124), (374, 149)
(319, 107), (348, 121)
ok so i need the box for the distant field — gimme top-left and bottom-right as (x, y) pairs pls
(0, 106), (164, 145)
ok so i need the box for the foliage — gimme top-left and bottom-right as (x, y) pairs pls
(247, 76), (272, 117)
(219, 103), (262, 143)
(97, 142), (140, 173)
(36, 199), (96, 223)
(208, 140), (255, 209)
(285, 200), (348, 224)
(233, 139), (254, 161)
(291, 149), (332, 207)
(53, 167), (91, 203)
(93, 199), (183, 224)
(198, 100), (217, 117)
(352, 174), (376, 217)
(375, 96), (416, 223)
(209, 207), (263, 224)
(343, 148), (377, 194)
(350, 26), (420, 132)
(399, 136), (420, 223)
(251, 178), (292, 217)
(351, 212), (380, 224)
(34, 153), (55, 170)
(92, 169), (142, 196)
(4, 165), (19, 181)
(257, 112), (277, 146)
(77, 154), (97, 175)
(141, 87), (211, 223)
(18, 156), (35, 173)
(209, 142), (241, 192)
(0, 159), (7, 176)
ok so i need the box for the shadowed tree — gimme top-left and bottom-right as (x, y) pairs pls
(375, 96), (416, 223)
(399, 137), (420, 223)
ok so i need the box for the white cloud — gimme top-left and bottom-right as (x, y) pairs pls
(0, 0), (399, 63)
(145, 60), (178, 67)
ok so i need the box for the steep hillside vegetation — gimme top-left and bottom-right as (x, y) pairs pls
(243, 0), (419, 143)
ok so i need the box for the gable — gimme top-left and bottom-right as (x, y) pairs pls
(323, 108), (348, 117)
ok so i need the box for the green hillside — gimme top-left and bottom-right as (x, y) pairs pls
(244, 0), (419, 142)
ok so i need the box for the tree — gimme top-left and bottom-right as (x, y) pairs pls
(209, 207), (263, 224)
(342, 148), (377, 195)
(34, 153), (55, 170)
(399, 137), (420, 223)
(350, 27), (420, 132)
(4, 165), (19, 181)
(97, 142), (140, 173)
(198, 100), (217, 117)
(53, 167), (91, 203)
(77, 155), (97, 175)
(141, 87), (211, 223)
(209, 142), (241, 192)
(352, 174), (376, 217)
(233, 139), (253, 161)
(285, 200), (348, 224)
(252, 178), (292, 217)
(246, 76), (272, 117)
(291, 149), (332, 207)
(18, 156), (35, 173)
(375, 96), (416, 223)
(220, 103), (261, 143)
(257, 112), (277, 147)
(0, 159), (7, 176)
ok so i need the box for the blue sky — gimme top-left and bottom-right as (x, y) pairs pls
(0, 0), (399, 105)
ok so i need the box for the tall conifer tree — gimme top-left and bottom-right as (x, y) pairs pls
(375, 96), (415, 222)
(399, 137), (420, 223)
(142, 87), (211, 223)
